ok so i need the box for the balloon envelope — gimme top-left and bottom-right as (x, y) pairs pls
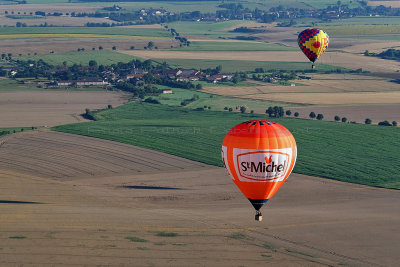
(298, 28), (329, 63)
(222, 120), (297, 211)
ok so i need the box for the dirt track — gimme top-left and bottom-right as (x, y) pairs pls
(0, 131), (398, 266)
(0, 91), (130, 128)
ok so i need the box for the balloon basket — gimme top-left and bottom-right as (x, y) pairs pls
(255, 211), (262, 221)
(312, 64), (315, 69)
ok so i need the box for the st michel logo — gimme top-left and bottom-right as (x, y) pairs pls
(237, 151), (289, 181)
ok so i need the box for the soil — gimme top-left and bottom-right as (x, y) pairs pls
(0, 130), (398, 266)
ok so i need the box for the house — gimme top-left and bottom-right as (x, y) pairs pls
(76, 77), (108, 86)
(162, 89), (173, 94)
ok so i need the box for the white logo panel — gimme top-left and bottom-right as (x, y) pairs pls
(233, 148), (293, 182)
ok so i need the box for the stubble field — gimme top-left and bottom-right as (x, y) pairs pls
(0, 130), (399, 266)
(0, 91), (131, 128)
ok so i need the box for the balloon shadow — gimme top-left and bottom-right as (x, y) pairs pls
(121, 185), (182, 190)
(0, 200), (42, 204)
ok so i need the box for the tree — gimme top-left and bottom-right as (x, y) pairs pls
(334, 115), (340, 121)
(98, 46), (103, 50)
(92, 47), (95, 51)
(286, 110), (292, 116)
(250, 110), (254, 114)
(107, 104), (113, 109)
(89, 60), (97, 67)
(224, 107), (228, 110)
(266, 107), (273, 117)
(62, 61), (67, 67)
(240, 106), (246, 113)
(77, 48), (81, 52)
(378, 120), (391, 126)
(341, 117), (347, 123)
(294, 112), (299, 117)
(228, 107), (233, 112)
(216, 65), (222, 73)
(309, 112), (316, 119)
(130, 46), (135, 50)
(147, 41), (154, 50)
(112, 46), (116, 50)
(195, 84), (202, 90)
(393, 121), (398, 126)
(316, 113), (324, 120)
(365, 118), (372, 124)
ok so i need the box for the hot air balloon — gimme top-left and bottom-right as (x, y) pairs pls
(298, 28), (329, 69)
(222, 120), (297, 221)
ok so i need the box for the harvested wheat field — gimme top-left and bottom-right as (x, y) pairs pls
(0, 131), (399, 266)
(202, 77), (400, 97)
(238, 91), (400, 105)
(368, 0), (400, 8)
(0, 91), (130, 128)
(282, 104), (400, 124)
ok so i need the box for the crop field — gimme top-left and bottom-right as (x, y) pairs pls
(0, 79), (45, 92)
(202, 76), (400, 101)
(166, 20), (246, 38)
(237, 91), (400, 105)
(151, 58), (341, 73)
(0, 27), (171, 38)
(153, 88), (292, 110)
(322, 25), (400, 35)
(168, 41), (297, 51)
(321, 16), (400, 25)
(368, 0), (400, 8)
(0, 91), (130, 127)
(54, 102), (400, 189)
(123, 49), (400, 74)
(19, 50), (139, 66)
(0, 33), (171, 40)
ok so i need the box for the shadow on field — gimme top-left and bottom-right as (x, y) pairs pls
(0, 200), (42, 204)
(121, 185), (183, 190)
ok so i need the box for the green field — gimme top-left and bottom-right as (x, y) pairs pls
(167, 41), (297, 51)
(19, 50), (139, 66)
(24, 0), (361, 10)
(166, 20), (245, 38)
(154, 58), (348, 73)
(0, 27), (171, 38)
(153, 88), (293, 110)
(321, 16), (400, 26)
(322, 25), (400, 36)
(0, 79), (46, 92)
(0, 127), (32, 137)
(53, 102), (400, 189)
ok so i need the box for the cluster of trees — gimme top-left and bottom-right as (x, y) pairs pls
(365, 49), (400, 62)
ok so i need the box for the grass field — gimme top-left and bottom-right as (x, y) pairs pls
(166, 20), (245, 37)
(321, 16), (400, 25)
(0, 79), (45, 92)
(54, 102), (400, 189)
(0, 27), (171, 38)
(19, 50), (138, 66)
(322, 25), (400, 35)
(153, 88), (292, 110)
(167, 41), (297, 51)
(154, 58), (347, 73)
(0, 127), (32, 137)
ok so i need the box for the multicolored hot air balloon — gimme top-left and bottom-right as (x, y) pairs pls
(222, 120), (297, 221)
(298, 28), (329, 68)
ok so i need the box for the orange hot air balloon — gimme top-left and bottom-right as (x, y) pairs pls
(222, 120), (297, 221)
